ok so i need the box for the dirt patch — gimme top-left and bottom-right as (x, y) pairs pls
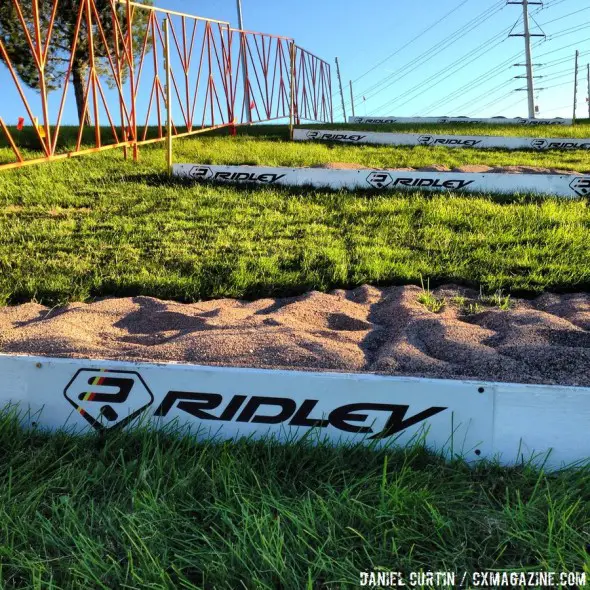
(1, 285), (589, 387)
(318, 163), (582, 175)
(314, 162), (374, 170)
(412, 165), (581, 175)
(417, 165), (451, 172)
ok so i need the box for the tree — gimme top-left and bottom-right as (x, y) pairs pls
(0, 0), (153, 125)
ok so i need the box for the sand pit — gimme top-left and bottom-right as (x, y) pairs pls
(1, 285), (589, 387)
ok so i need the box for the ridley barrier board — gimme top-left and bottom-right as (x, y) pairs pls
(173, 164), (590, 198)
(348, 116), (573, 126)
(295, 129), (590, 151)
(1, 354), (590, 469)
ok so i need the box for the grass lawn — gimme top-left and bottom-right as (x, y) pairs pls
(1, 123), (590, 306)
(1, 124), (590, 589)
(0, 413), (589, 589)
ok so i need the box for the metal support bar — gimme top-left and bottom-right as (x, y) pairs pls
(573, 50), (579, 124)
(349, 80), (355, 118)
(509, 0), (542, 118)
(289, 41), (296, 140)
(335, 57), (346, 122)
(164, 18), (173, 174)
(236, 0), (251, 124)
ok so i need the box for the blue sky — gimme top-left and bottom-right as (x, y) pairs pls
(1, 0), (588, 125)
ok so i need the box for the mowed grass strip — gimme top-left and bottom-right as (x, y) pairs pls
(0, 413), (589, 589)
(2, 122), (590, 169)
(1, 130), (590, 305)
(302, 119), (590, 138)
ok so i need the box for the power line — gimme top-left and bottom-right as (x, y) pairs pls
(419, 49), (523, 115)
(418, 3), (586, 117)
(370, 26), (512, 115)
(542, 103), (572, 112)
(340, 0), (585, 119)
(334, 0), (506, 113)
(349, 17), (510, 114)
(417, 34), (585, 117)
(536, 5), (590, 27)
(450, 79), (517, 116)
(349, 0), (470, 86)
(465, 89), (517, 116)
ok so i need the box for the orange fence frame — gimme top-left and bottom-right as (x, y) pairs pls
(0, 0), (333, 172)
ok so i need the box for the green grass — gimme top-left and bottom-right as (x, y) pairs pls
(304, 119), (590, 138)
(2, 122), (590, 170)
(180, 133), (590, 173)
(0, 412), (589, 589)
(2, 126), (590, 588)
(417, 278), (446, 313)
(1, 125), (590, 306)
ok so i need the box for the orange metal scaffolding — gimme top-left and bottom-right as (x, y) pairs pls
(0, 0), (333, 172)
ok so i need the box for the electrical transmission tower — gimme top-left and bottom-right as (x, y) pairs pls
(508, 0), (545, 118)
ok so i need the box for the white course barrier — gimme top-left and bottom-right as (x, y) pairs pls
(1, 354), (589, 469)
(295, 129), (590, 151)
(349, 116), (573, 126)
(173, 164), (590, 198)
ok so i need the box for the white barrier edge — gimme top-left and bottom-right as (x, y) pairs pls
(348, 116), (573, 126)
(1, 353), (589, 470)
(173, 164), (590, 199)
(294, 129), (590, 151)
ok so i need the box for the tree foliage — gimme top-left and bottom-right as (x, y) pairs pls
(0, 0), (153, 124)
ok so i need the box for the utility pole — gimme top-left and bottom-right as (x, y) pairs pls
(236, 0), (251, 124)
(335, 57), (346, 122)
(573, 50), (579, 124)
(349, 80), (356, 117)
(587, 63), (590, 119)
(508, 0), (544, 118)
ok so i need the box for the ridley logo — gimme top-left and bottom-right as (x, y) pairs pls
(358, 118), (397, 124)
(393, 177), (475, 190)
(212, 171), (287, 183)
(544, 141), (589, 150)
(519, 118), (553, 126)
(188, 166), (213, 180)
(153, 391), (447, 440)
(570, 177), (590, 197)
(64, 370), (154, 431)
(187, 166), (285, 184)
(531, 139), (548, 150)
(419, 136), (481, 147)
(366, 172), (394, 189)
(63, 371), (449, 439)
(433, 138), (481, 147)
(315, 133), (366, 142)
(306, 131), (320, 139)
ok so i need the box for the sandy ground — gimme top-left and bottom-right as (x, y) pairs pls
(1, 285), (589, 387)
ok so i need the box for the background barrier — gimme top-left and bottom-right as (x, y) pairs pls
(173, 163), (590, 199)
(0, 0), (333, 171)
(349, 116), (573, 126)
(295, 129), (590, 151)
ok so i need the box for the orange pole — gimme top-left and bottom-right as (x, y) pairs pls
(32, 0), (52, 153)
(86, 0), (101, 148)
(0, 117), (24, 163)
(126, 0), (139, 160)
(0, 36), (49, 156)
(112, 0), (128, 158)
(52, 0), (86, 154)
